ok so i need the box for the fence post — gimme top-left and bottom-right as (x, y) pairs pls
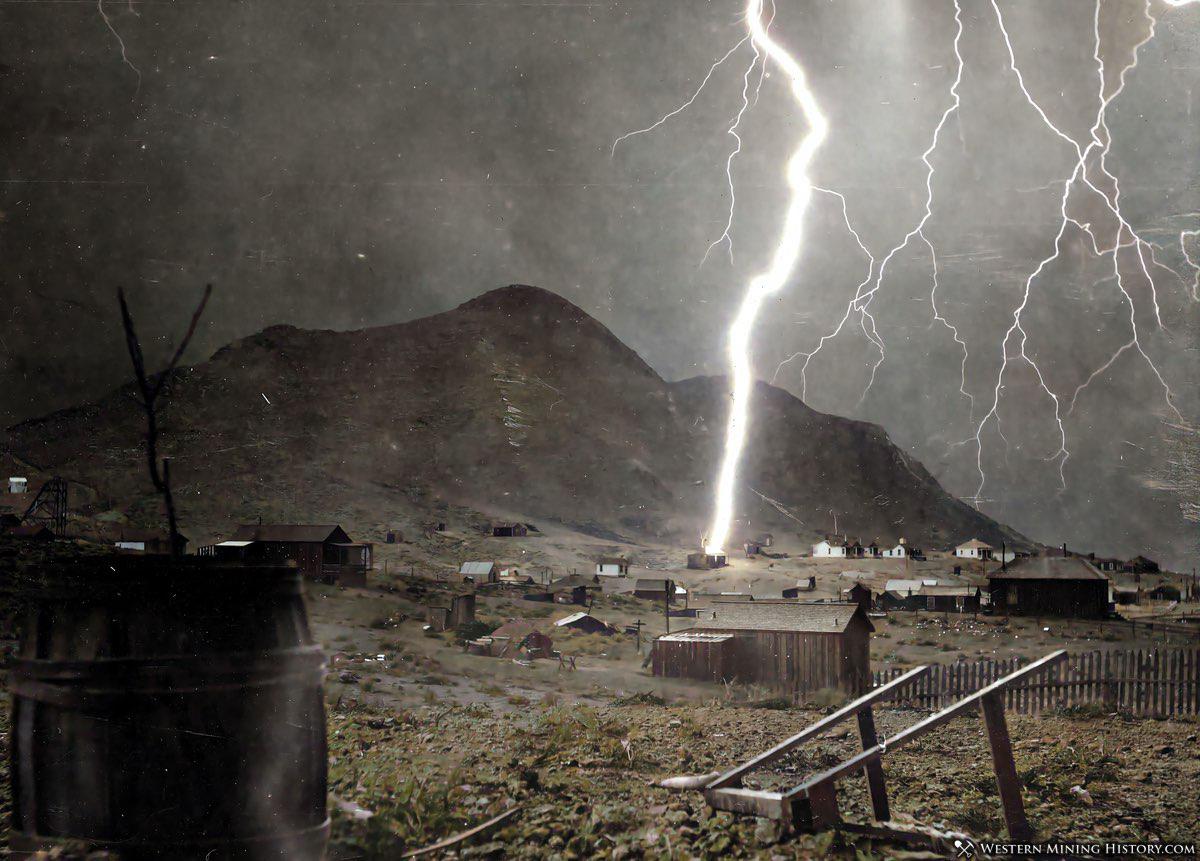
(981, 691), (1033, 841)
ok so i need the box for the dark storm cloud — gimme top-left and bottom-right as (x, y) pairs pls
(1, 0), (1197, 566)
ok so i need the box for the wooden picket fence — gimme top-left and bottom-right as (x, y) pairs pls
(872, 648), (1200, 717)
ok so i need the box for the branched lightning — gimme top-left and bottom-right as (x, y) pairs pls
(610, 36), (749, 159)
(611, 0), (1196, 550)
(967, 0), (1187, 505)
(772, 0), (970, 417)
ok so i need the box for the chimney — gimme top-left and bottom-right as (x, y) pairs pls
(1062, 542), (1068, 557)
(1001, 541), (1007, 571)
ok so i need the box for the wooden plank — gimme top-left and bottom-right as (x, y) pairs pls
(703, 787), (789, 820)
(981, 691), (1033, 841)
(706, 664), (931, 790)
(856, 708), (890, 822)
(807, 780), (840, 829)
(786, 651), (1069, 798)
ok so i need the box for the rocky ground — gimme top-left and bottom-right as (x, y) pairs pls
(322, 695), (1200, 859)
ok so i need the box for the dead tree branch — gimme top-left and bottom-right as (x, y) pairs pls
(117, 284), (212, 558)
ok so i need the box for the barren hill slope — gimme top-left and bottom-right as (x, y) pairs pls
(2, 284), (1028, 550)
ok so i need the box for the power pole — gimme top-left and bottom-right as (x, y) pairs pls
(633, 619), (643, 651)
(664, 584), (670, 635)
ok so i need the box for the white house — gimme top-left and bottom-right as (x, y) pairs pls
(8, 477), (27, 494)
(955, 539), (994, 560)
(595, 556), (630, 577)
(812, 539), (848, 558)
(882, 538), (912, 558)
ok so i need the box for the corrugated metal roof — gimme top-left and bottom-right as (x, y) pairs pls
(989, 556), (1108, 581)
(658, 632), (734, 643)
(690, 601), (867, 634)
(459, 561), (495, 576)
(229, 524), (348, 543)
(216, 540), (255, 547)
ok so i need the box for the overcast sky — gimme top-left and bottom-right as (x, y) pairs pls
(2, 0), (1198, 567)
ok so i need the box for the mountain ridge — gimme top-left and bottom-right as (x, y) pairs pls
(2, 284), (1030, 551)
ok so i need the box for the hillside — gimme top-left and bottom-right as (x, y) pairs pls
(1, 284), (1028, 551)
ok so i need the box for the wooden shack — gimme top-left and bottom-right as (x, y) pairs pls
(651, 632), (735, 683)
(207, 524), (370, 587)
(687, 551), (727, 570)
(840, 582), (873, 613)
(635, 578), (676, 602)
(492, 523), (528, 538)
(920, 584), (981, 613)
(988, 556), (1110, 618)
(652, 602), (873, 694)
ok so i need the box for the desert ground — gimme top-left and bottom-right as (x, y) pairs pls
(2, 524), (1197, 859)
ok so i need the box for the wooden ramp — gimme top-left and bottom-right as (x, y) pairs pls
(701, 650), (1069, 842)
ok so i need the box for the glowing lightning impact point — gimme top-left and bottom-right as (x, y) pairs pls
(704, 0), (827, 555)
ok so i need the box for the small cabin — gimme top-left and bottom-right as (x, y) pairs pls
(8, 477), (28, 494)
(635, 578), (676, 602)
(458, 561), (497, 584)
(492, 523), (528, 538)
(652, 602), (874, 694)
(782, 576), (817, 598)
(554, 612), (614, 635)
(595, 556), (630, 577)
(812, 539), (848, 558)
(687, 551), (727, 570)
(955, 538), (994, 560)
(920, 584), (982, 613)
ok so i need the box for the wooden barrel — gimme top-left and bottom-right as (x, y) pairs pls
(8, 558), (328, 860)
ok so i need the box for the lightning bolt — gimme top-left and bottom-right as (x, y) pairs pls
(771, 0), (969, 418)
(97, 0), (142, 96)
(704, 0), (827, 554)
(967, 0), (1189, 506)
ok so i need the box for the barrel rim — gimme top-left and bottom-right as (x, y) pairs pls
(8, 816), (332, 853)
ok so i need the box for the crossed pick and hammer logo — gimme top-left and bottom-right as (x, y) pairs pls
(954, 838), (976, 857)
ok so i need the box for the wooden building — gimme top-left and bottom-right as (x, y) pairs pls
(635, 578), (676, 602)
(955, 538), (994, 560)
(554, 612), (614, 635)
(687, 551), (727, 570)
(208, 524), (371, 587)
(1125, 556), (1160, 575)
(595, 556), (630, 577)
(457, 561), (497, 584)
(988, 556), (1110, 618)
(549, 575), (601, 606)
(782, 577), (817, 598)
(840, 582), (873, 613)
(115, 528), (189, 556)
(4, 523), (54, 542)
(920, 584), (981, 613)
(652, 602), (873, 694)
(492, 523), (528, 538)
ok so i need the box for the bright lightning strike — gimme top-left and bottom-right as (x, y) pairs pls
(704, 0), (827, 555)
(968, 0), (1188, 505)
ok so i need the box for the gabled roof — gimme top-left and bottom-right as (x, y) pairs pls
(555, 612), (610, 629)
(989, 556), (1107, 581)
(957, 538), (993, 550)
(459, 561), (496, 576)
(596, 556), (630, 566)
(884, 578), (936, 594)
(230, 524), (349, 544)
(691, 601), (872, 634)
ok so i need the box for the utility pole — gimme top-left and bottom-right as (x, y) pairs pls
(664, 583), (671, 635)
(633, 619), (643, 651)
